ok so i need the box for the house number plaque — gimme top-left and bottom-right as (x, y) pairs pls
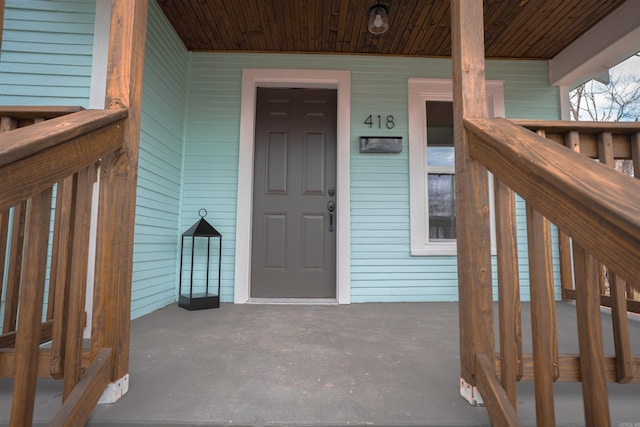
(364, 114), (395, 129)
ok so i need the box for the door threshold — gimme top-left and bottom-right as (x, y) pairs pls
(248, 298), (338, 305)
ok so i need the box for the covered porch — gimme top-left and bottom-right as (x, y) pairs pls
(1, 302), (639, 426)
(2, 0), (640, 425)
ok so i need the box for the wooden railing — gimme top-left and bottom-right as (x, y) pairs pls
(0, 107), (126, 426)
(514, 120), (640, 312)
(464, 117), (640, 426)
(0, 1), (148, 425)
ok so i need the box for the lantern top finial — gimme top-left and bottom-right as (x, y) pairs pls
(183, 210), (220, 237)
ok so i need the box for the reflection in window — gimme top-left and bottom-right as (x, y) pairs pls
(426, 100), (455, 241)
(428, 174), (456, 239)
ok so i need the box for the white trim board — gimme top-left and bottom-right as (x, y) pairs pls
(233, 69), (352, 304)
(549, 0), (640, 87)
(407, 78), (504, 256)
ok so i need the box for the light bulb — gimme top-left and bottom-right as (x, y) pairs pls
(368, 5), (389, 34)
(373, 14), (383, 28)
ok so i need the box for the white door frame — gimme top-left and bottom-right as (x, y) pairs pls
(233, 69), (351, 304)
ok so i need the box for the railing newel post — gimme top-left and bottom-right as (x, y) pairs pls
(451, 0), (495, 406)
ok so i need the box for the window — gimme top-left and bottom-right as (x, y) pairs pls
(408, 79), (504, 256)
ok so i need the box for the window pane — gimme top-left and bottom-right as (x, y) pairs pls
(428, 173), (456, 240)
(426, 100), (454, 167)
(427, 146), (454, 167)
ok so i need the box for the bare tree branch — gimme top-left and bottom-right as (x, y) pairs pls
(570, 67), (640, 122)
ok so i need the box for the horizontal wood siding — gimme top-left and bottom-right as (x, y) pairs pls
(131, 0), (188, 319)
(184, 53), (560, 303)
(0, 0), (95, 106)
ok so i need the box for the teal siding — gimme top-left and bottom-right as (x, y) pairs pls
(131, 0), (189, 319)
(0, 0), (95, 106)
(0, 0), (563, 308)
(183, 53), (561, 303)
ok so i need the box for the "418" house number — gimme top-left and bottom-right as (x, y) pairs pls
(364, 114), (395, 129)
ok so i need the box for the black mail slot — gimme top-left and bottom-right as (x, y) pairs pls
(360, 136), (402, 153)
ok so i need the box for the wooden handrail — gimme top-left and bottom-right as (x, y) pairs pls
(465, 117), (640, 290)
(0, 109), (127, 212)
(0, 108), (126, 167)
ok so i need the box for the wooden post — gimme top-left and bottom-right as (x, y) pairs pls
(451, 0), (494, 405)
(90, 0), (148, 399)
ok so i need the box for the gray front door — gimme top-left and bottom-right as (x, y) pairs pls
(251, 88), (337, 298)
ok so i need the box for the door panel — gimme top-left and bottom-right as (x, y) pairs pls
(302, 214), (325, 269)
(265, 132), (288, 194)
(264, 214), (287, 270)
(303, 132), (326, 194)
(251, 88), (337, 298)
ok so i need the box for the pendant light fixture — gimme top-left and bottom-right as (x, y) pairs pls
(368, 4), (389, 35)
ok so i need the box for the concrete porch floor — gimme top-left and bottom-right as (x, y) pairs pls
(1, 302), (639, 426)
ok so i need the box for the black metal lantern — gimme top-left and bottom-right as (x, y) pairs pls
(179, 209), (222, 310)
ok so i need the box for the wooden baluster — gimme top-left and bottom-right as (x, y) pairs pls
(526, 203), (557, 427)
(49, 176), (76, 379)
(0, 115), (15, 132)
(609, 271), (633, 383)
(62, 164), (95, 401)
(494, 178), (522, 407)
(596, 132), (615, 297)
(10, 187), (53, 427)
(573, 243), (610, 426)
(534, 128), (559, 383)
(597, 131), (633, 383)
(559, 131), (580, 301)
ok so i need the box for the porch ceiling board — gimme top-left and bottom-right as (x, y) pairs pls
(156, 0), (626, 59)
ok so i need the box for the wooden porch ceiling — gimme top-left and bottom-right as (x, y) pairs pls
(156, 0), (626, 59)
